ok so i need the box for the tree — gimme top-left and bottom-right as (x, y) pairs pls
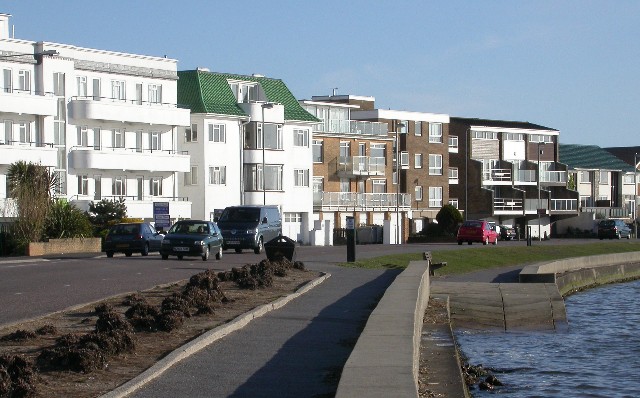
(436, 204), (463, 235)
(86, 198), (128, 233)
(44, 199), (94, 239)
(7, 161), (57, 244)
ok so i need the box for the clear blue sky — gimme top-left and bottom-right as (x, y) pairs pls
(3, 0), (638, 147)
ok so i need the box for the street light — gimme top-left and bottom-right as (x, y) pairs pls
(537, 141), (546, 241)
(395, 121), (406, 244)
(261, 102), (274, 205)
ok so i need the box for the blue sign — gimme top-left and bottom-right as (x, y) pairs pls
(153, 202), (170, 228)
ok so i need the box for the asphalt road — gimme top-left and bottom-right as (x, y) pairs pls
(0, 239), (589, 328)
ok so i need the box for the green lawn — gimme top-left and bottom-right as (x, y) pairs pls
(339, 241), (640, 275)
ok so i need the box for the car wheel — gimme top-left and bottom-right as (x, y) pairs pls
(235, 248), (242, 253)
(617, 233), (621, 240)
(627, 234), (631, 240)
(177, 255), (183, 260)
(106, 251), (114, 258)
(202, 246), (210, 261)
(141, 244), (149, 256)
(493, 237), (497, 245)
(161, 254), (169, 260)
(125, 251), (132, 257)
(467, 241), (472, 245)
(483, 237), (488, 245)
(215, 246), (223, 260)
(457, 240), (463, 245)
(254, 237), (263, 254)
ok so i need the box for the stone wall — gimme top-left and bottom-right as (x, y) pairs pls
(27, 238), (102, 256)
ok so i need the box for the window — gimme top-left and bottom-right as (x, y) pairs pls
(150, 132), (161, 151)
(243, 164), (282, 191)
(76, 76), (87, 97)
(135, 130), (143, 153)
(17, 70), (30, 92)
(294, 169), (309, 187)
(312, 140), (323, 162)
(185, 124), (197, 142)
(429, 154), (443, 175)
(449, 198), (459, 209)
(2, 69), (12, 93)
(504, 133), (524, 141)
(429, 186), (443, 208)
(449, 167), (459, 181)
(112, 176), (125, 196)
(623, 174), (635, 184)
(400, 152), (409, 168)
(208, 124), (226, 142)
(398, 121), (408, 134)
(136, 176), (143, 200)
(150, 177), (162, 196)
(185, 165), (198, 185)
(135, 83), (143, 105)
(54, 99), (65, 145)
(54, 170), (66, 195)
(78, 175), (88, 195)
(94, 175), (102, 200)
(370, 143), (385, 159)
(599, 171), (609, 185)
(18, 122), (30, 144)
(448, 136), (458, 152)
(429, 123), (443, 143)
(209, 166), (226, 185)
(372, 179), (386, 193)
(263, 123), (282, 149)
(530, 134), (553, 144)
(53, 72), (65, 96)
(77, 126), (89, 147)
(228, 81), (259, 102)
(148, 84), (162, 104)
(92, 78), (100, 100)
(113, 129), (125, 148)
(340, 179), (350, 193)
(3, 120), (12, 144)
(414, 153), (423, 169)
(339, 142), (350, 164)
(472, 130), (498, 140)
(414, 121), (422, 136)
(284, 213), (302, 222)
(415, 186), (423, 201)
(93, 128), (101, 150)
(579, 170), (591, 183)
(294, 129), (309, 147)
(111, 80), (126, 101)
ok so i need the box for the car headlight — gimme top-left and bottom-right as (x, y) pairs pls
(247, 229), (257, 235)
(195, 240), (205, 246)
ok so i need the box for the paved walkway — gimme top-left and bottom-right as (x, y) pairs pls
(129, 262), (401, 398)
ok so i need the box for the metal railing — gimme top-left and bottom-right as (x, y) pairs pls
(494, 198), (523, 211)
(337, 156), (386, 175)
(582, 206), (631, 219)
(71, 95), (182, 109)
(540, 170), (567, 183)
(73, 195), (190, 202)
(483, 168), (512, 182)
(514, 170), (536, 183)
(0, 141), (54, 148)
(315, 192), (411, 209)
(69, 145), (188, 155)
(551, 199), (578, 211)
(315, 120), (388, 136)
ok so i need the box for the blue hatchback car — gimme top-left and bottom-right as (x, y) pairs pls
(160, 220), (224, 261)
(104, 222), (164, 257)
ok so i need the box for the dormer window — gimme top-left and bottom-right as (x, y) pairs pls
(228, 80), (262, 103)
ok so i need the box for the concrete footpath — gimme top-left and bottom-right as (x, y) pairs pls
(124, 262), (401, 398)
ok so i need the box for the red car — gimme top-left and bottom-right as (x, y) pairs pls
(457, 220), (498, 245)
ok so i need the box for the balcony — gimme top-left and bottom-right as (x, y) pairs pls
(0, 90), (57, 116)
(315, 119), (388, 136)
(482, 168), (513, 185)
(69, 147), (190, 172)
(514, 170), (536, 185)
(314, 192), (411, 211)
(71, 196), (191, 220)
(69, 96), (190, 127)
(0, 142), (57, 166)
(582, 206), (631, 219)
(336, 156), (386, 178)
(493, 197), (524, 214)
(541, 170), (567, 185)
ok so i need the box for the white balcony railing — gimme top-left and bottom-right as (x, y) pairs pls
(514, 170), (536, 183)
(315, 192), (411, 209)
(0, 142), (57, 166)
(482, 168), (512, 183)
(494, 198), (523, 212)
(337, 156), (386, 177)
(541, 170), (567, 184)
(0, 90), (57, 116)
(70, 96), (190, 127)
(551, 199), (578, 212)
(69, 146), (190, 172)
(316, 119), (388, 136)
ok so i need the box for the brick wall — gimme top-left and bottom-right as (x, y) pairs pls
(27, 238), (102, 256)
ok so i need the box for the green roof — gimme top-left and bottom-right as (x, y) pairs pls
(559, 144), (634, 172)
(177, 70), (319, 122)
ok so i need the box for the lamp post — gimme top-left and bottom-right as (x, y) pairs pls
(395, 121), (405, 244)
(465, 128), (470, 221)
(537, 141), (546, 241)
(261, 103), (274, 205)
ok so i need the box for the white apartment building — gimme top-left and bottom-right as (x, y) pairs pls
(177, 69), (318, 243)
(0, 13), (191, 223)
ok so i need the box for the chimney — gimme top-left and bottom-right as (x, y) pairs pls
(0, 14), (11, 40)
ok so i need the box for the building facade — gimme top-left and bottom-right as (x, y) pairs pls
(177, 69), (318, 244)
(449, 117), (579, 239)
(0, 13), (191, 223)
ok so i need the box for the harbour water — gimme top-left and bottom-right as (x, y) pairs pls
(455, 279), (640, 397)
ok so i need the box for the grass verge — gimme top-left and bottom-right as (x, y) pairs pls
(339, 241), (640, 275)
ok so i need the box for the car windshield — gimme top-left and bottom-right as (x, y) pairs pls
(462, 221), (482, 228)
(219, 208), (260, 222)
(169, 222), (209, 235)
(600, 220), (615, 227)
(109, 224), (140, 235)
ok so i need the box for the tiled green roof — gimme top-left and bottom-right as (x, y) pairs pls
(559, 144), (634, 172)
(177, 70), (319, 122)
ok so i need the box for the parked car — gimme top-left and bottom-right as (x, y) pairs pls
(104, 222), (164, 258)
(217, 205), (282, 254)
(597, 219), (631, 240)
(498, 225), (516, 241)
(160, 220), (223, 261)
(457, 220), (498, 245)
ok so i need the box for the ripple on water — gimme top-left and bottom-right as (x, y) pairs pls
(456, 279), (640, 397)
